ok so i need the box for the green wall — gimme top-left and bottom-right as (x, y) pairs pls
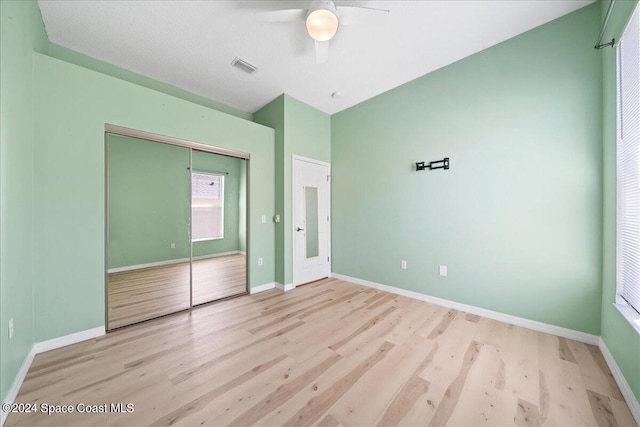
(32, 52), (274, 342)
(254, 96), (286, 283)
(47, 43), (252, 121)
(599, 0), (640, 403)
(254, 95), (331, 285)
(331, 4), (603, 334)
(0, 0), (48, 404)
(108, 135), (191, 269)
(108, 136), (246, 269)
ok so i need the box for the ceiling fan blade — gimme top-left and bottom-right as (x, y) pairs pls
(315, 40), (329, 64)
(256, 9), (307, 23)
(337, 6), (390, 26)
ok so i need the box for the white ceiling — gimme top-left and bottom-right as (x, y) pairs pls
(38, 0), (595, 115)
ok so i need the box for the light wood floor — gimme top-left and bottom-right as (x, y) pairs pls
(8, 278), (636, 426)
(108, 254), (246, 329)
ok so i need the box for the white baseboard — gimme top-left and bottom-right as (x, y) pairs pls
(192, 251), (240, 261)
(1, 347), (37, 426)
(32, 326), (105, 354)
(239, 251), (246, 256)
(1, 326), (105, 426)
(108, 251), (242, 273)
(250, 282), (276, 294)
(331, 273), (600, 346)
(107, 258), (189, 273)
(598, 338), (640, 425)
(274, 282), (295, 292)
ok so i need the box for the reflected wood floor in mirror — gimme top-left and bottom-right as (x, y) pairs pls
(8, 278), (635, 427)
(108, 254), (246, 329)
(193, 254), (246, 306)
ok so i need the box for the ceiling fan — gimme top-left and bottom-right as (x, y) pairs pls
(257, 1), (390, 64)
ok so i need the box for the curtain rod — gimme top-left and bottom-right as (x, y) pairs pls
(595, 0), (617, 49)
(191, 169), (229, 175)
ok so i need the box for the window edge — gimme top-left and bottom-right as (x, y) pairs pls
(613, 301), (640, 336)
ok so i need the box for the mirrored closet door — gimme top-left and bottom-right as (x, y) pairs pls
(106, 132), (247, 330)
(191, 149), (247, 305)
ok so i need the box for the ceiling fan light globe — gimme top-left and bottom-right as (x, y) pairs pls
(306, 9), (338, 41)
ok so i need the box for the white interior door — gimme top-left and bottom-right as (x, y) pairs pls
(293, 156), (330, 286)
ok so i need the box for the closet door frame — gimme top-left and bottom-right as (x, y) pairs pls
(104, 124), (250, 331)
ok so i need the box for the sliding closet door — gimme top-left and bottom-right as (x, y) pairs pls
(107, 134), (191, 329)
(191, 149), (247, 305)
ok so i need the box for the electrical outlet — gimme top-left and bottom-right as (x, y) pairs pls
(401, 260), (407, 270)
(258, 258), (263, 266)
(8, 318), (14, 340)
(170, 243), (175, 249)
(261, 215), (266, 224)
(439, 265), (447, 277)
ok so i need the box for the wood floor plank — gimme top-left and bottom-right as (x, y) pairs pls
(586, 389), (619, 427)
(586, 344), (627, 402)
(610, 395), (639, 427)
(316, 414), (341, 427)
(537, 332), (599, 426)
(394, 381), (446, 426)
(381, 300), (433, 346)
(495, 358), (506, 391)
(413, 305), (448, 338)
(108, 254), (246, 329)
(170, 320), (304, 386)
(193, 348), (341, 426)
(149, 354), (287, 426)
(502, 323), (540, 406)
(474, 316), (510, 350)
(374, 341), (439, 426)
(419, 312), (480, 389)
(567, 340), (626, 404)
(6, 278), (635, 427)
(427, 340), (483, 427)
(465, 313), (482, 323)
(447, 344), (517, 426)
(226, 351), (343, 426)
(329, 334), (438, 426)
(539, 369), (550, 425)
(426, 308), (458, 340)
(558, 337), (578, 364)
(376, 376), (430, 426)
(516, 398), (541, 427)
(280, 341), (395, 427)
(328, 306), (397, 352)
(212, 343), (382, 427)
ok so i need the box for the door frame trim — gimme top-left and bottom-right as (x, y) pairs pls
(105, 124), (251, 159)
(292, 155), (331, 288)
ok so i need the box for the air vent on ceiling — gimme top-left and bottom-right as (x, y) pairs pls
(231, 57), (258, 75)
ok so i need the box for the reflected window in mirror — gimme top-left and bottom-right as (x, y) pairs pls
(192, 172), (225, 241)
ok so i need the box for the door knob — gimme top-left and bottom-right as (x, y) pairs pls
(296, 227), (305, 232)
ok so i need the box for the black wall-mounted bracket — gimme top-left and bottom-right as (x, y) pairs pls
(416, 157), (449, 171)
